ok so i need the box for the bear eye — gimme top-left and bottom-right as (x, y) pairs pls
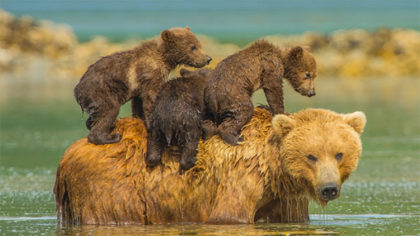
(191, 45), (197, 50)
(307, 154), (317, 162)
(305, 72), (311, 79)
(335, 152), (343, 161)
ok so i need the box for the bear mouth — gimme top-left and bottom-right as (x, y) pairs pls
(318, 199), (329, 207)
(316, 184), (341, 205)
(294, 87), (313, 97)
(187, 61), (208, 68)
(307, 185), (341, 206)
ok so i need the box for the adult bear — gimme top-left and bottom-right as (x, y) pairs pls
(54, 108), (366, 225)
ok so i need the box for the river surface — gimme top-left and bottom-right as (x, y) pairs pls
(0, 78), (419, 235)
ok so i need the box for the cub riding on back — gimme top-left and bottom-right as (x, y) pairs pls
(74, 27), (211, 145)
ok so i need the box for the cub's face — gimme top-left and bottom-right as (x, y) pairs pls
(272, 109), (366, 205)
(284, 47), (317, 97)
(161, 27), (212, 68)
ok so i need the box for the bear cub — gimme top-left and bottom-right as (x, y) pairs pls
(205, 40), (317, 145)
(146, 68), (214, 171)
(74, 27), (211, 145)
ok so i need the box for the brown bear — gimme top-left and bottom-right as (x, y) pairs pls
(146, 68), (213, 171)
(204, 40), (317, 145)
(74, 27), (211, 145)
(54, 108), (366, 225)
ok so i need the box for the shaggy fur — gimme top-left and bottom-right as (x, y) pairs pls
(204, 40), (317, 145)
(146, 68), (213, 171)
(74, 27), (211, 145)
(54, 108), (365, 225)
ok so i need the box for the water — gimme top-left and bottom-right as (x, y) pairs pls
(0, 78), (419, 235)
(0, 215), (416, 235)
(0, 215), (418, 235)
(2, 0), (419, 44)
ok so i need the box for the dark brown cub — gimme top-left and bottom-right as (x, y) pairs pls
(146, 69), (213, 171)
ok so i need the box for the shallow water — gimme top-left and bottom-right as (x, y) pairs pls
(1, 214), (419, 235)
(0, 79), (419, 235)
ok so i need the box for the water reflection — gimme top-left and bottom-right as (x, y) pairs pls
(57, 223), (339, 236)
(2, 214), (418, 235)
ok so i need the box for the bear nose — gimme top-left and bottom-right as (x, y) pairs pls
(206, 56), (212, 64)
(307, 90), (316, 97)
(320, 183), (339, 200)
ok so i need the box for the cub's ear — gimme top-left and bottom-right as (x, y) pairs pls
(185, 26), (191, 31)
(272, 114), (296, 137)
(161, 30), (174, 42)
(289, 46), (304, 59)
(342, 111), (366, 134)
(302, 45), (311, 52)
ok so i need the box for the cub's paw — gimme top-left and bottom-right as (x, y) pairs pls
(219, 132), (243, 146)
(257, 104), (272, 113)
(180, 157), (197, 172)
(88, 132), (121, 145)
(109, 133), (122, 143)
(202, 120), (218, 140)
(146, 155), (162, 168)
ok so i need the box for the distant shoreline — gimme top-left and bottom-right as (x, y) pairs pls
(2, 0), (419, 45)
(1, 9), (419, 80)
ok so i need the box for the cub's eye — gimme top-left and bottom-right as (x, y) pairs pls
(307, 154), (317, 162)
(305, 72), (311, 79)
(191, 45), (197, 50)
(335, 152), (343, 161)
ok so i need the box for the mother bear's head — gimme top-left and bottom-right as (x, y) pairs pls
(269, 109), (366, 206)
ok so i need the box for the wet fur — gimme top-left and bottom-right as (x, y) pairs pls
(74, 27), (209, 145)
(204, 40), (317, 145)
(146, 68), (214, 171)
(54, 108), (365, 225)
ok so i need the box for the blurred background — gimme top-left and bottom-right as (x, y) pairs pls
(0, 0), (419, 235)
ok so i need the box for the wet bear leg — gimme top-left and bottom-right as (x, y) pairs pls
(179, 134), (200, 171)
(201, 120), (218, 140)
(146, 128), (166, 168)
(141, 89), (159, 129)
(217, 102), (254, 146)
(131, 96), (144, 119)
(87, 106), (121, 145)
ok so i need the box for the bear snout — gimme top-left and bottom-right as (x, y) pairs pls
(206, 55), (212, 64)
(307, 89), (316, 97)
(319, 182), (340, 201)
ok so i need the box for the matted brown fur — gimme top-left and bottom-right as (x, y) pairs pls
(204, 40), (317, 145)
(74, 27), (211, 145)
(54, 108), (366, 225)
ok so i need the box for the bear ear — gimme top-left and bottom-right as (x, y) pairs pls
(289, 46), (304, 59)
(161, 30), (174, 42)
(342, 111), (366, 134)
(272, 114), (296, 137)
(185, 26), (191, 31)
(302, 45), (311, 52)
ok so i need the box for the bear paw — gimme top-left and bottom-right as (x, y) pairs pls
(88, 132), (122, 145)
(219, 132), (244, 146)
(146, 155), (162, 169)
